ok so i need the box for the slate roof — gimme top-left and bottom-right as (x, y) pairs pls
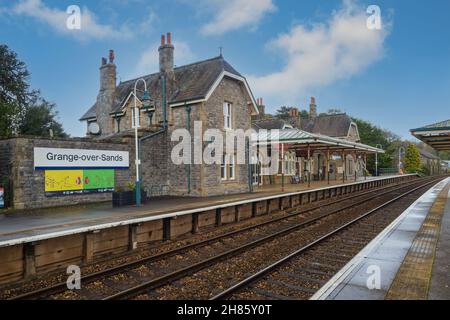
(300, 114), (352, 138)
(419, 149), (440, 160)
(253, 113), (353, 139)
(80, 56), (244, 121)
(252, 118), (293, 130)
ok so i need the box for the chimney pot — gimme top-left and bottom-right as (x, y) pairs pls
(109, 49), (115, 64)
(309, 97), (317, 118)
(159, 32), (174, 73)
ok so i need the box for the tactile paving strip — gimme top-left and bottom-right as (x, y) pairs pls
(385, 184), (450, 300)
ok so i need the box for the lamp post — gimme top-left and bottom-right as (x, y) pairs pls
(375, 144), (383, 177)
(133, 79), (151, 206)
(398, 146), (405, 175)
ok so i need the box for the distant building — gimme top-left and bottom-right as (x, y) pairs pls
(252, 97), (368, 183)
(419, 149), (442, 175)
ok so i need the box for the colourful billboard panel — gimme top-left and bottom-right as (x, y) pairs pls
(83, 169), (115, 190)
(0, 187), (4, 208)
(45, 170), (84, 193)
(45, 169), (115, 197)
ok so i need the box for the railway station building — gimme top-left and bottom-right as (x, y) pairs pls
(251, 98), (383, 189)
(0, 33), (384, 210)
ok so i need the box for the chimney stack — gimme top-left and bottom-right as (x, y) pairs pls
(309, 96), (317, 118)
(288, 107), (301, 128)
(257, 97), (265, 116)
(97, 50), (117, 135)
(99, 49), (116, 92)
(159, 32), (174, 74)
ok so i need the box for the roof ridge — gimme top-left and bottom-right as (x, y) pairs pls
(119, 56), (224, 86)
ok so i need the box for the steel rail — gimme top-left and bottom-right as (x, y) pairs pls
(209, 178), (440, 300)
(102, 178), (439, 300)
(9, 177), (429, 300)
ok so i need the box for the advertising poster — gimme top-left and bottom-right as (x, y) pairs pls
(0, 187), (4, 208)
(45, 169), (115, 197)
(83, 169), (115, 193)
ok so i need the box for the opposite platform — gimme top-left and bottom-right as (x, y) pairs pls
(312, 176), (450, 300)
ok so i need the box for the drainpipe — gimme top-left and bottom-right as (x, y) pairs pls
(162, 76), (167, 130)
(247, 138), (253, 193)
(138, 75), (168, 195)
(185, 101), (191, 194)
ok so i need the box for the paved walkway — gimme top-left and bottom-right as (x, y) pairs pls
(311, 177), (450, 300)
(0, 176), (383, 247)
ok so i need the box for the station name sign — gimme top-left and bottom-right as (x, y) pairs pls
(34, 147), (129, 170)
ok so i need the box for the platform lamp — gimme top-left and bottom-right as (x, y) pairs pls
(133, 78), (152, 206)
(375, 144), (383, 177)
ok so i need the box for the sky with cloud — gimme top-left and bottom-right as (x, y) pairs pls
(1, 0), (449, 139)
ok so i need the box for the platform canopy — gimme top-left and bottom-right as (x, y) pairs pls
(254, 128), (384, 153)
(411, 119), (450, 151)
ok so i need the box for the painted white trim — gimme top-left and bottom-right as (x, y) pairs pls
(170, 99), (205, 108)
(412, 130), (450, 136)
(204, 71), (259, 115)
(116, 91), (141, 114)
(310, 177), (450, 300)
(0, 174), (417, 248)
(347, 121), (361, 142)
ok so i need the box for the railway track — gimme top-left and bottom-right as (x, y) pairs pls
(7, 176), (440, 300)
(210, 178), (442, 300)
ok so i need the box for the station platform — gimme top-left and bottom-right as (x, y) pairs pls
(0, 176), (386, 247)
(312, 176), (450, 300)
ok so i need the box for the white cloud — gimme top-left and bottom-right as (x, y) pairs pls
(8, 0), (133, 41)
(200, 0), (276, 35)
(248, 0), (391, 105)
(133, 41), (195, 77)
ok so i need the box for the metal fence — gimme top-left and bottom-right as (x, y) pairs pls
(378, 168), (398, 176)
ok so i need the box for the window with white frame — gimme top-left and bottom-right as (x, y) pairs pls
(221, 154), (236, 181)
(278, 151), (297, 176)
(221, 154), (227, 180)
(229, 154), (235, 180)
(223, 102), (232, 129)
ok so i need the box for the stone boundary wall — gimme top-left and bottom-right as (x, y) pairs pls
(0, 136), (134, 210)
(0, 174), (419, 285)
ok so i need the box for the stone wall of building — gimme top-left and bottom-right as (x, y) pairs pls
(138, 77), (253, 197)
(0, 136), (134, 210)
(202, 77), (252, 195)
(0, 139), (13, 180)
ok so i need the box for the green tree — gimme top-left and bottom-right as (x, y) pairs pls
(404, 144), (422, 173)
(275, 106), (308, 119)
(0, 44), (66, 137)
(0, 44), (32, 136)
(352, 118), (397, 174)
(275, 106), (295, 119)
(439, 151), (450, 160)
(19, 96), (68, 138)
